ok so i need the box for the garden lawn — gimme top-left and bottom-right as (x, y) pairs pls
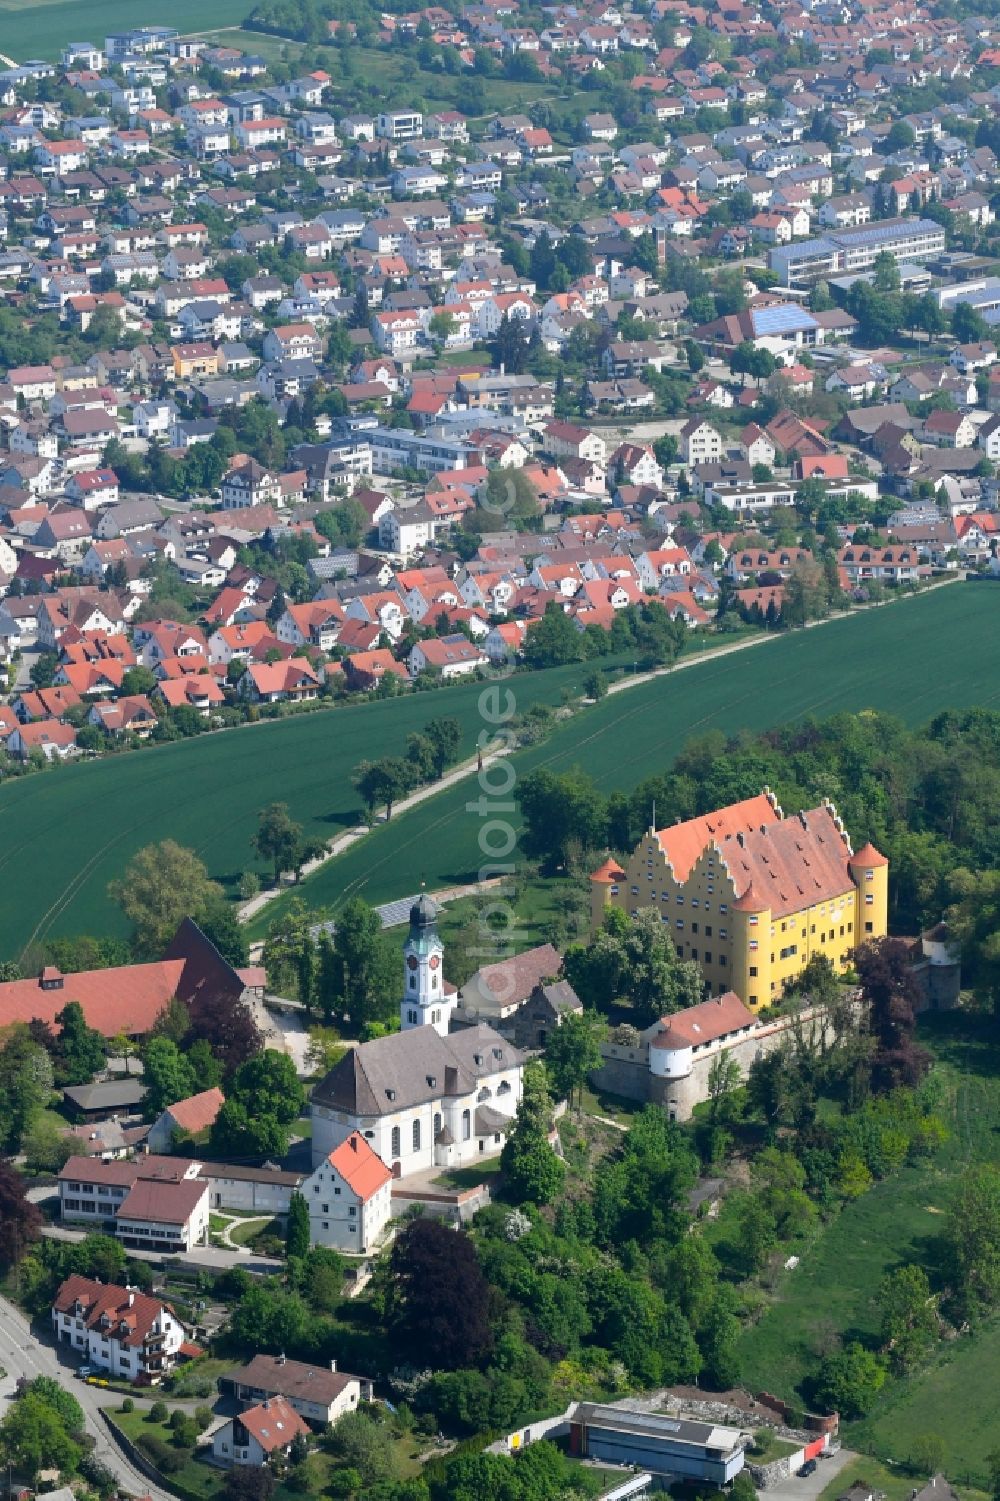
(0, 656), (605, 961)
(733, 1164), (944, 1403)
(262, 584), (1000, 922)
(431, 1158), (502, 1191)
(819, 1458), (937, 1501)
(737, 1014), (1000, 1483)
(109, 1410), (222, 1501)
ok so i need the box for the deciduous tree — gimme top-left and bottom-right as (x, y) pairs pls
(0, 1162), (42, 1267)
(855, 937), (930, 1092)
(390, 1219), (493, 1369)
(544, 1010), (604, 1110)
(943, 1163), (1000, 1315)
(109, 841), (227, 958)
(253, 802), (304, 887)
(424, 716), (462, 778)
(141, 1037), (196, 1120)
(54, 1001), (105, 1086)
(814, 1342), (887, 1417)
(500, 1062), (565, 1204)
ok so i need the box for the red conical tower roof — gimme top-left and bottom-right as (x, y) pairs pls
(590, 856), (626, 884)
(732, 880), (770, 912)
(849, 841), (888, 868)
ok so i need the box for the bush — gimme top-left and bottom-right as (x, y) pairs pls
(120, 1397), (134, 1414)
(78, 1455), (118, 1496)
(139, 1434), (184, 1473)
(172, 1416), (199, 1449)
(148, 1400), (168, 1423)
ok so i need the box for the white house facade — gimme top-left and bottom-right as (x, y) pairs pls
(301, 1132), (393, 1253)
(52, 1275), (187, 1382)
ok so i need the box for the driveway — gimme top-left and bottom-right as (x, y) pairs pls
(0, 1292), (177, 1501)
(260, 998), (312, 1075)
(762, 1447), (855, 1501)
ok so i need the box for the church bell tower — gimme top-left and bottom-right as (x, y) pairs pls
(401, 892), (453, 1036)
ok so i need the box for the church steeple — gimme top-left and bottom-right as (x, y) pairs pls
(400, 891), (453, 1036)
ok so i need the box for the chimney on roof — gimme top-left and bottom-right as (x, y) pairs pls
(329, 1359), (338, 1373)
(277, 1352), (286, 1365)
(350, 1136), (358, 1153)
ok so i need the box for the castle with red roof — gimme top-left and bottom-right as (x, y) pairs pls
(590, 789), (888, 1010)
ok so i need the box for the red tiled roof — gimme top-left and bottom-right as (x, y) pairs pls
(656, 793), (777, 882)
(117, 1176), (207, 1227)
(849, 841), (888, 868)
(238, 1397), (310, 1453)
(164, 1086), (225, 1135)
(722, 805), (856, 918)
(475, 942), (561, 1008)
(52, 1274), (178, 1349)
(732, 879), (769, 912)
(246, 657), (320, 694)
(0, 961), (185, 1037)
(650, 991), (755, 1049)
(327, 1132), (392, 1202)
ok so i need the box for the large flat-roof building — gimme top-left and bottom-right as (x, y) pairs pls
(770, 217), (946, 287)
(568, 1404), (746, 1486)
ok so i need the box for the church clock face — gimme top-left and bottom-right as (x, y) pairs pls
(429, 955), (440, 970)
(407, 955), (419, 971)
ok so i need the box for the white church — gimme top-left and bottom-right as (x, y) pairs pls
(310, 894), (525, 1182)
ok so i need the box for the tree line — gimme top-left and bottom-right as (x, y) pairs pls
(517, 707), (1000, 995)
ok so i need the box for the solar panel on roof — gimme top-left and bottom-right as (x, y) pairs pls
(833, 217), (941, 247)
(751, 304), (816, 335)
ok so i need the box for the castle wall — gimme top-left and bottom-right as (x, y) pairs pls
(591, 1004), (835, 1121)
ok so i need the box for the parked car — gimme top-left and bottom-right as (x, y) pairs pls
(798, 1459), (818, 1477)
(76, 1365), (94, 1378)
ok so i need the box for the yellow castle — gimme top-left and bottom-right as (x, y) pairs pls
(590, 789), (888, 1010)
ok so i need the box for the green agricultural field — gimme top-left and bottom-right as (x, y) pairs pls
(0, 0), (249, 62)
(256, 584), (1000, 929)
(0, 657), (603, 961)
(738, 1013), (1000, 1484)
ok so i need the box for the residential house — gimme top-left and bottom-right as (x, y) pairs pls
(52, 1275), (188, 1383)
(680, 418), (723, 465)
(146, 1087), (226, 1154)
(409, 634), (488, 678)
(238, 658), (321, 703)
(211, 1399), (310, 1469)
(301, 1133), (393, 1253)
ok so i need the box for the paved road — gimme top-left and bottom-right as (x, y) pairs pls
(238, 746), (514, 928)
(0, 1291), (177, 1501)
